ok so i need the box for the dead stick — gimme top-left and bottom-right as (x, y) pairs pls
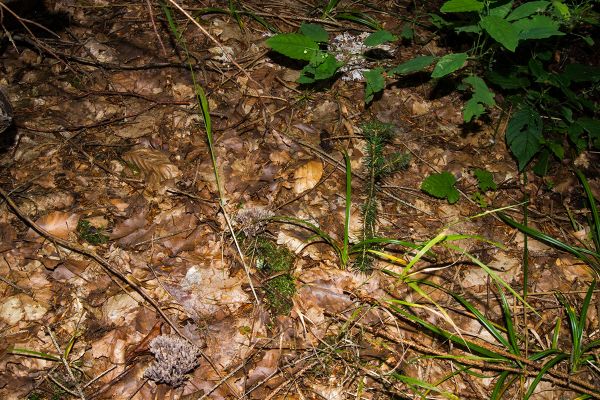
(0, 187), (241, 399)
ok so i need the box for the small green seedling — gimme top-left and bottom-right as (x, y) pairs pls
(472, 168), (498, 207)
(77, 220), (109, 245)
(421, 171), (460, 204)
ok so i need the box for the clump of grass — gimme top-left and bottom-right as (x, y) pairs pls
(355, 120), (410, 271)
(77, 219), (109, 245)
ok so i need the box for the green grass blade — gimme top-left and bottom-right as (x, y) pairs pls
(579, 280), (596, 339)
(322, 0), (341, 17)
(497, 284), (521, 357)
(342, 151), (351, 267)
(335, 11), (381, 30)
(391, 373), (459, 400)
(422, 280), (512, 350)
(551, 317), (561, 349)
(228, 0), (243, 30)
(444, 243), (538, 316)
(387, 303), (509, 360)
(491, 371), (514, 400)
(575, 169), (600, 252)
(528, 348), (562, 361)
(582, 338), (600, 352)
(523, 353), (569, 399)
(556, 291), (582, 371)
(402, 230), (448, 277)
(63, 334), (77, 359)
(10, 347), (61, 362)
(499, 212), (600, 274)
(271, 215), (342, 258)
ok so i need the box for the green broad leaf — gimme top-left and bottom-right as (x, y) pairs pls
(474, 168), (497, 191)
(568, 123), (586, 152)
(298, 51), (342, 83)
(562, 64), (600, 83)
(462, 75), (495, 122)
(489, 0), (514, 18)
(266, 33), (319, 61)
(578, 118), (600, 148)
(455, 24), (481, 33)
(552, 1), (571, 21)
(440, 0), (484, 13)
(486, 71), (530, 89)
(299, 23), (328, 43)
(389, 55), (436, 75)
(480, 15), (520, 52)
(506, 1), (549, 21)
(505, 106), (543, 171)
(364, 30), (398, 46)
(429, 13), (453, 28)
(364, 68), (385, 104)
(400, 23), (414, 40)
(421, 172), (460, 204)
(528, 58), (549, 82)
(513, 15), (564, 40)
(547, 141), (564, 160)
(431, 52), (468, 78)
(532, 149), (550, 176)
(464, 100), (485, 122)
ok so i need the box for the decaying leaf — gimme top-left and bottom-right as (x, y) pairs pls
(292, 160), (323, 194)
(122, 148), (181, 191)
(27, 211), (79, 240)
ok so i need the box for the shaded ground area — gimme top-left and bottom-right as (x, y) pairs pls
(0, 1), (598, 399)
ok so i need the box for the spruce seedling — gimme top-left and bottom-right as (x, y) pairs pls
(355, 120), (410, 271)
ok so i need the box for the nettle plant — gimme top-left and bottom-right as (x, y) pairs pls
(266, 23), (404, 102)
(427, 0), (599, 174)
(266, 1), (599, 175)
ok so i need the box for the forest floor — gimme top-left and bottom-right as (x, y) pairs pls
(0, 1), (598, 399)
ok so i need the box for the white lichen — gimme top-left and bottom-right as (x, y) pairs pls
(329, 32), (395, 81)
(144, 335), (201, 387)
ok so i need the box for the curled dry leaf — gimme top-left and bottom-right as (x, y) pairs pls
(122, 148), (181, 191)
(292, 160), (323, 194)
(27, 211), (79, 240)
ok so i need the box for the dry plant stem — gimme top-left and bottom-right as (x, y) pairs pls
(145, 0), (167, 57)
(0, 187), (182, 335)
(263, 361), (319, 400)
(0, 188), (241, 399)
(221, 204), (260, 305)
(166, 0), (263, 90)
(0, 3), (74, 73)
(47, 327), (86, 400)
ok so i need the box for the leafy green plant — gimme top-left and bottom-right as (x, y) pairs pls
(77, 219), (109, 245)
(471, 168), (498, 207)
(265, 23), (397, 102)
(421, 171), (460, 204)
(556, 280), (599, 373)
(419, 0), (599, 172)
(382, 252), (598, 398)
